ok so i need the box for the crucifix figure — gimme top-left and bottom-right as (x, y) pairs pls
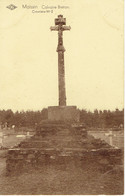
(50, 15), (71, 106)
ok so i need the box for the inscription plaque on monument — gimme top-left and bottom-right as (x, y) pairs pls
(48, 15), (79, 122)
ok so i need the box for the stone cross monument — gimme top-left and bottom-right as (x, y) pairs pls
(48, 15), (79, 122)
(50, 15), (71, 106)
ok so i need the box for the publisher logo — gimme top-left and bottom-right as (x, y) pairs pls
(6, 4), (17, 10)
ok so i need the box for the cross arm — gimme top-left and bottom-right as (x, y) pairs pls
(50, 26), (59, 31)
(62, 26), (71, 31)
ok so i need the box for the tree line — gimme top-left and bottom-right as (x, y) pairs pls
(0, 108), (124, 128)
(80, 108), (124, 128)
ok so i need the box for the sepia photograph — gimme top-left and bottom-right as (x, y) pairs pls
(0, 0), (124, 195)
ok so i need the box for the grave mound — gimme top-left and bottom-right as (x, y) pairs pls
(6, 122), (122, 174)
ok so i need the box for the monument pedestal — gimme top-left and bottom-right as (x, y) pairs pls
(48, 106), (80, 122)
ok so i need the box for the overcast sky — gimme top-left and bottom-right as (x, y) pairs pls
(0, 0), (124, 112)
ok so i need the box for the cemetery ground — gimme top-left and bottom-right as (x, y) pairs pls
(0, 128), (124, 195)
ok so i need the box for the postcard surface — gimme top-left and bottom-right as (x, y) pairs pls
(0, 0), (124, 195)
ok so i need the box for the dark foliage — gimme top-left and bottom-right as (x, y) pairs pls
(80, 108), (124, 128)
(0, 108), (123, 128)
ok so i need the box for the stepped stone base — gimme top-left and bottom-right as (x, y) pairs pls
(6, 148), (122, 174)
(48, 106), (80, 122)
(6, 122), (123, 174)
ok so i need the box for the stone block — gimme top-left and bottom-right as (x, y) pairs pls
(48, 106), (80, 122)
